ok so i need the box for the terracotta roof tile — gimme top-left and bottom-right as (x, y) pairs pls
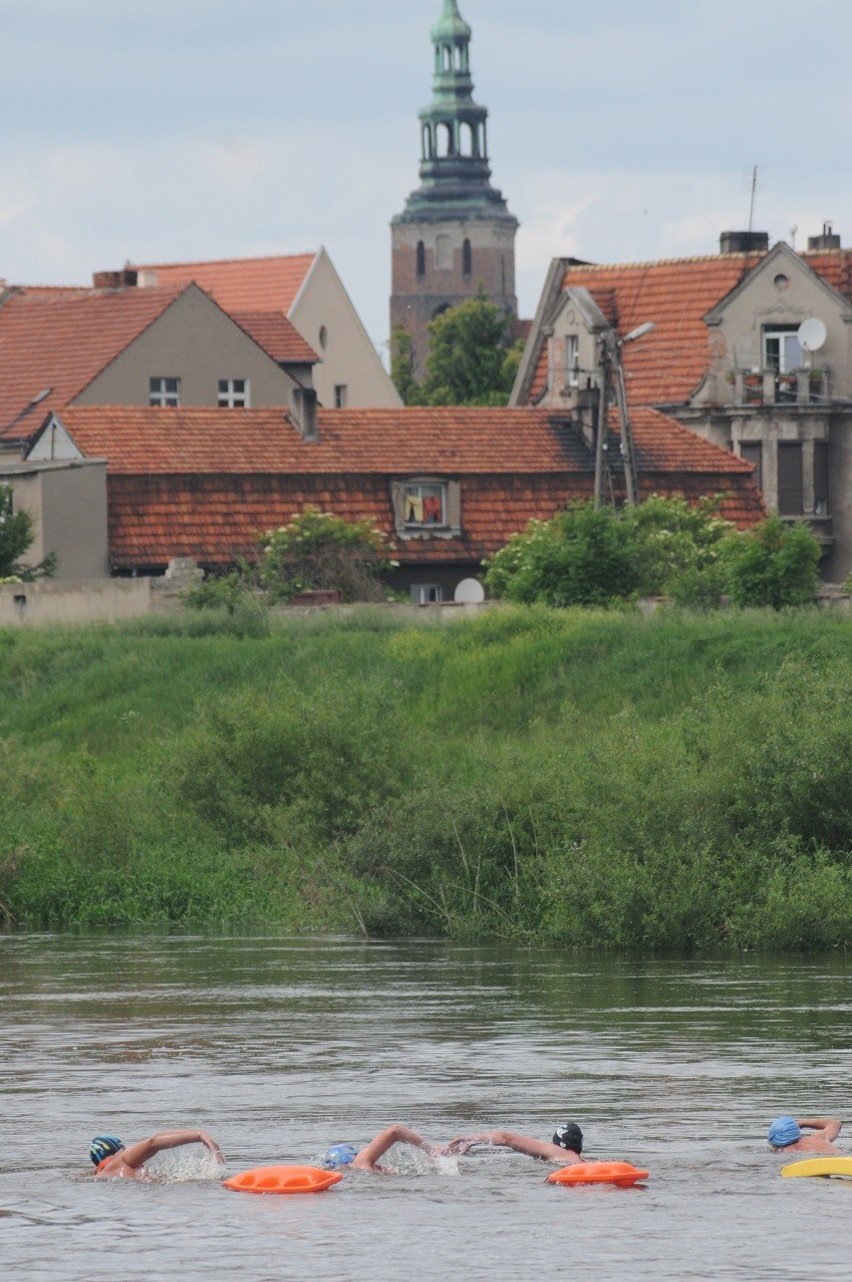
(51, 404), (764, 570)
(0, 285), (184, 439)
(232, 311), (319, 365)
(126, 253), (317, 315)
(526, 248), (852, 410)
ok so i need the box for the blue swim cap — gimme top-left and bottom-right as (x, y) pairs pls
(768, 1116), (802, 1149)
(90, 1135), (124, 1166)
(323, 1143), (358, 1169)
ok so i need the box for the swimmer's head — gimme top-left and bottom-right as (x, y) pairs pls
(768, 1116), (802, 1150)
(553, 1123), (583, 1154)
(322, 1143), (358, 1170)
(90, 1135), (124, 1166)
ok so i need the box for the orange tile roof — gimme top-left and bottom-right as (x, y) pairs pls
(126, 253), (317, 315)
(51, 404), (764, 569)
(534, 255), (760, 407)
(231, 311), (319, 365)
(525, 248), (852, 410)
(0, 284), (184, 440)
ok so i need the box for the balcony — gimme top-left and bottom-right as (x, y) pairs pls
(730, 367), (830, 407)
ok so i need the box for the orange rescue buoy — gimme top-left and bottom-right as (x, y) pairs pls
(547, 1161), (649, 1188)
(223, 1164), (343, 1194)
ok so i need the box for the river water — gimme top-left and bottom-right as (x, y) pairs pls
(2, 933), (852, 1281)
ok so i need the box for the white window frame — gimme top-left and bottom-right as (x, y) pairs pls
(149, 376), (180, 407)
(565, 334), (580, 386)
(403, 481), (447, 528)
(763, 326), (802, 374)
(217, 378), (249, 408)
(334, 384), (348, 408)
(411, 584), (444, 604)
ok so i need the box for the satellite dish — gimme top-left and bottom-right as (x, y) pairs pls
(454, 578), (485, 604)
(797, 318), (827, 353)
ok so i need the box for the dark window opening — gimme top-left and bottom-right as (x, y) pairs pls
(814, 441), (829, 514)
(416, 241), (426, 278)
(740, 441), (763, 493)
(462, 239), (472, 277)
(777, 441), (803, 514)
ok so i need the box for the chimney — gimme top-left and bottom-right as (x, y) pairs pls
(807, 221), (841, 252)
(719, 231), (770, 255)
(92, 268), (139, 289)
(290, 386), (318, 441)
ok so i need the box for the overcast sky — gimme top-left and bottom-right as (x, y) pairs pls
(3, 0), (851, 361)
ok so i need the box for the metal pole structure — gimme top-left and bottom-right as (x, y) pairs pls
(593, 334), (610, 508)
(612, 339), (640, 505)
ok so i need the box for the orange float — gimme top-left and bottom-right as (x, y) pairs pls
(223, 1164), (343, 1194)
(547, 1161), (649, 1188)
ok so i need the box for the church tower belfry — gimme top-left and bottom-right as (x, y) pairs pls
(390, 1), (519, 381)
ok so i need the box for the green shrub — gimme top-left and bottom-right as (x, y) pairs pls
(724, 514), (820, 609)
(257, 507), (396, 602)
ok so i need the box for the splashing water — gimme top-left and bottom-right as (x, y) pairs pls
(144, 1146), (225, 1184)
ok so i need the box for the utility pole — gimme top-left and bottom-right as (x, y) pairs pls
(611, 337), (640, 506)
(594, 323), (653, 507)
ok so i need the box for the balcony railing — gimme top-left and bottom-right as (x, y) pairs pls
(730, 367), (830, 406)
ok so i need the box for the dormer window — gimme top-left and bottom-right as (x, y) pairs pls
(391, 478), (461, 537)
(763, 325), (802, 373)
(565, 335), (580, 386)
(404, 482), (446, 526)
(218, 378), (249, 408)
(149, 377), (180, 407)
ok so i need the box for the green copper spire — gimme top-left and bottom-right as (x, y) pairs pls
(395, 0), (515, 224)
(431, 0), (472, 43)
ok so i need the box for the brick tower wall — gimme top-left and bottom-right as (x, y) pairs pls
(391, 217), (518, 382)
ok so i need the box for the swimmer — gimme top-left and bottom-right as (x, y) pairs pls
(323, 1124), (450, 1172)
(444, 1122), (585, 1164)
(90, 1129), (225, 1179)
(767, 1116), (842, 1155)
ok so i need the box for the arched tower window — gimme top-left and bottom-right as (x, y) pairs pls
(416, 241), (426, 278)
(463, 240), (472, 277)
(421, 124), (433, 161)
(462, 122), (477, 157)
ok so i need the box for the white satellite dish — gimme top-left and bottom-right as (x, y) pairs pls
(454, 578), (485, 604)
(797, 318), (827, 353)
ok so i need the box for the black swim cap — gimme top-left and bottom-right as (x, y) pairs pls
(553, 1123), (583, 1153)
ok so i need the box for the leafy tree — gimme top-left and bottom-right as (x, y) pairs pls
(257, 507), (397, 603)
(0, 484), (57, 581)
(484, 502), (639, 606)
(618, 494), (738, 603)
(724, 513), (820, 609)
(485, 496), (821, 611)
(421, 289), (523, 407)
(389, 325), (423, 405)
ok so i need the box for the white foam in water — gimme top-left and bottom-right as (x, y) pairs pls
(379, 1144), (460, 1177)
(144, 1146), (225, 1183)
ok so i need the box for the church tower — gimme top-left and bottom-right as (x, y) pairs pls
(390, 1), (519, 381)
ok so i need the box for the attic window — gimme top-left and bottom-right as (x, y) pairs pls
(565, 335), (580, 386)
(404, 482), (446, 526)
(149, 376), (180, 407)
(218, 378), (249, 408)
(392, 478), (461, 537)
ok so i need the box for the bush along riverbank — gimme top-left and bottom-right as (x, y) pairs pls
(2, 605), (852, 950)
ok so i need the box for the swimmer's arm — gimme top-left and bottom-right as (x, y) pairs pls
(797, 1117), (842, 1140)
(119, 1130), (225, 1170)
(445, 1130), (581, 1163)
(352, 1125), (438, 1170)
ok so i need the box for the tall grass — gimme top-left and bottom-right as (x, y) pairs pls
(2, 605), (852, 949)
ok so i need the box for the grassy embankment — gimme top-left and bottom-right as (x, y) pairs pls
(1, 604), (852, 950)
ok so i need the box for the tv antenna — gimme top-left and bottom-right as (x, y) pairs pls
(747, 164), (760, 233)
